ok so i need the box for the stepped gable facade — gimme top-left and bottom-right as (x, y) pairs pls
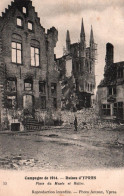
(0, 0), (61, 130)
(56, 19), (97, 110)
(97, 43), (124, 121)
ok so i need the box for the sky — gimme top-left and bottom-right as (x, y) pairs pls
(1, 0), (124, 88)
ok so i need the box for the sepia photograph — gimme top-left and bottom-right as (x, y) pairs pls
(0, 0), (124, 195)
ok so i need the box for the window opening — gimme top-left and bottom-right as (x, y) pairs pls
(24, 79), (33, 91)
(28, 22), (33, 31)
(108, 87), (116, 96)
(39, 82), (46, 93)
(12, 42), (22, 64)
(7, 79), (16, 92)
(22, 7), (27, 14)
(17, 17), (22, 27)
(102, 104), (110, 116)
(31, 47), (39, 67)
(6, 96), (17, 109)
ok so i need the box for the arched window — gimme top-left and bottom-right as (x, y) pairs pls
(12, 34), (22, 64)
(30, 39), (40, 67)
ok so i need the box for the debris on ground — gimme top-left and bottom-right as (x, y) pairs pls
(0, 154), (38, 170)
(61, 108), (121, 130)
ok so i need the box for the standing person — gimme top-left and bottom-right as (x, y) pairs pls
(74, 115), (78, 131)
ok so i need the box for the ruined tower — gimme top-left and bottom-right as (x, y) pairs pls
(66, 30), (71, 54)
(89, 26), (96, 76)
(80, 18), (86, 58)
(105, 43), (114, 68)
(56, 18), (97, 109)
(90, 26), (95, 60)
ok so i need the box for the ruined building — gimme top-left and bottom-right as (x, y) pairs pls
(0, 0), (61, 131)
(56, 19), (97, 110)
(97, 43), (124, 121)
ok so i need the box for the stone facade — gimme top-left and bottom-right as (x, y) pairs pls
(97, 43), (124, 121)
(56, 19), (97, 110)
(0, 0), (61, 130)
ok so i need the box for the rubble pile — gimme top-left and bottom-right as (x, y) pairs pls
(61, 111), (75, 126)
(0, 154), (38, 170)
(61, 108), (98, 125)
(61, 108), (120, 130)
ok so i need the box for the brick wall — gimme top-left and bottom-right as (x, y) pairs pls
(0, 0), (61, 122)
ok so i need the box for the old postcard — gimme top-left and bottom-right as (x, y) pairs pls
(0, 0), (124, 195)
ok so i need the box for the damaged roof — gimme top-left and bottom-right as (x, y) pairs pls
(98, 61), (124, 88)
